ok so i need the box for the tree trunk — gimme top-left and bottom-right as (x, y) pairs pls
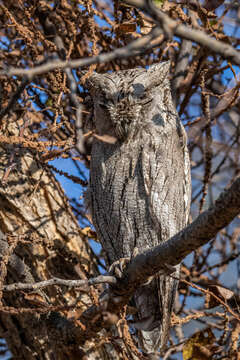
(0, 118), (125, 359)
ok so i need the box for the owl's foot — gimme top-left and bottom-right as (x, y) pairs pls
(109, 257), (131, 279)
(109, 247), (139, 279)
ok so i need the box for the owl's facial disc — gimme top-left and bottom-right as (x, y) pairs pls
(109, 96), (142, 141)
(95, 87), (148, 141)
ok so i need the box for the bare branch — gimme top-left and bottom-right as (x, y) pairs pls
(3, 275), (116, 292)
(0, 27), (162, 78)
(35, 6), (87, 156)
(124, 0), (240, 64)
(2, 6), (240, 80)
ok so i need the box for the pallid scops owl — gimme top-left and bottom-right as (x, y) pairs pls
(85, 62), (191, 356)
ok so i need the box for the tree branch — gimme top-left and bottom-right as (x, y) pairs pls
(78, 176), (240, 335)
(125, 0), (240, 64)
(0, 27), (162, 78)
(3, 177), (240, 346)
(3, 275), (116, 292)
(1, 3), (240, 79)
(45, 175), (239, 346)
(123, 176), (240, 290)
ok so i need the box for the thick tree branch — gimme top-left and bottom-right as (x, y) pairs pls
(79, 177), (240, 333)
(34, 176), (239, 348)
(123, 177), (240, 290)
(2, 163), (239, 348)
(4, 176), (240, 304)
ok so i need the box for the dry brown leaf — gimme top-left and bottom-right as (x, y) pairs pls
(116, 22), (137, 34)
(81, 227), (97, 240)
(24, 293), (48, 307)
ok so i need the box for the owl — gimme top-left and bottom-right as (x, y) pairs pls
(85, 62), (191, 357)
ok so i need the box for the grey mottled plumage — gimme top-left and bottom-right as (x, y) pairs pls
(86, 62), (191, 355)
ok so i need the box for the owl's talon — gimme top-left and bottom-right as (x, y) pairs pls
(109, 257), (131, 279)
(132, 246), (139, 258)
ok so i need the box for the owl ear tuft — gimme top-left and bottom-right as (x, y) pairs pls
(82, 72), (103, 91)
(148, 61), (170, 78)
(133, 61), (171, 90)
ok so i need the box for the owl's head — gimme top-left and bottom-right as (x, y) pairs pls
(85, 62), (174, 142)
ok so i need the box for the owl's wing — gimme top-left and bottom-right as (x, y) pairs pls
(141, 127), (190, 349)
(142, 128), (190, 242)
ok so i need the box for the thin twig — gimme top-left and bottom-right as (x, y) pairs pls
(2, 10), (240, 79)
(0, 77), (29, 121)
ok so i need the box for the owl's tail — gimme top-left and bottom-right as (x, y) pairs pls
(132, 265), (180, 357)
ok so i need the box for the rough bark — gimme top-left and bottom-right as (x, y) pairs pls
(0, 118), (122, 359)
